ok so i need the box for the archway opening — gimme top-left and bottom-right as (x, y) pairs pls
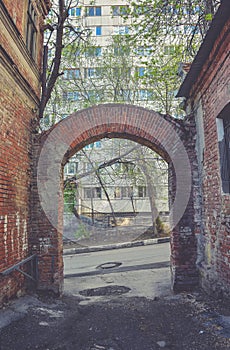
(63, 137), (170, 248)
(32, 104), (198, 294)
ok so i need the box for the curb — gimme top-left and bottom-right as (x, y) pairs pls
(63, 237), (170, 255)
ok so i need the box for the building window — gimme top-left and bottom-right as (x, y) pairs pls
(86, 6), (101, 16)
(85, 68), (101, 79)
(95, 26), (102, 36)
(84, 187), (102, 199)
(85, 47), (102, 57)
(135, 46), (152, 56)
(138, 186), (147, 198)
(64, 162), (78, 175)
(84, 141), (102, 150)
(114, 46), (130, 56)
(69, 7), (81, 16)
(217, 104), (230, 193)
(137, 67), (146, 77)
(63, 69), (80, 80)
(114, 186), (133, 198)
(114, 187), (121, 199)
(113, 26), (129, 35)
(63, 91), (79, 101)
(138, 89), (154, 101)
(112, 6), (128, 16)
(26, 0), (37, 59)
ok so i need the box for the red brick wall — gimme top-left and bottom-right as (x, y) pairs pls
(31, 104), (199, 293)
(0, 0), (48, 305)
(188, 18), (230, 298)
(0, 67), (34, 304)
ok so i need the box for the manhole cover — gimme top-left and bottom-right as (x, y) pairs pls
(79, 285), (131, 296)
(96, 262), (122, 269)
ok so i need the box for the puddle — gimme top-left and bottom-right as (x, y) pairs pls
(79, 285), (131, 297)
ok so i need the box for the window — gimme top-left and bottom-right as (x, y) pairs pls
(114, 187), (121, 199)
(112, 6), (128, 16)
(138, 89), (154, 101)
(69, 7), (81, 16)
(83, 162), (93, 172)
(137, 67), (145, 77)
(84, 141), (102, 150)
(26, 0), (37, 59)
(184, 25), (199, 35)
(64, 162), (78, 175)
(86, 6), (101, 16)
(135, 46), (152, 56)
(95, 26), (102, 35)
(85, 68), (101, 79)
(76, 7), (81, 16)
(86, 90), (101, 101)
(217, 104), (230, 193)
(63, 69), (80, 80)
(117, 89), (131, 101)
(113, 26), (129, 35)
(114, 187), (133, 198)
(138, 186), (147, 198)
(84, 187), (102, 199)
(63, 91), (79, 101)
(85, 47), (102, 57)
(95, 47), (102, 56)
(114, 46), (130, 56)
(121, 187), (133, 198)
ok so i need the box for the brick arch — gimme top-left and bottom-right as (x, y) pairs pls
(31, 104), (199, 294)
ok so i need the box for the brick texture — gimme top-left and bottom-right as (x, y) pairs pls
(31, 105), (199, 293)
(187, 17), (230, 298)
(0, 0), (49, 305)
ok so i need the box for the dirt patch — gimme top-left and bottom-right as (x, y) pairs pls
(0, 291), (229, 350)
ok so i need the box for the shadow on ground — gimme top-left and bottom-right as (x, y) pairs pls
(0, 287), (229, 350)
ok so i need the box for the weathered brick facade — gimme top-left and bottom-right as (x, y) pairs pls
(1, 0), (229, 305)
(0, 0), (50, 305)
(178, 0), (230, 298)
(31, 105), (199, 294)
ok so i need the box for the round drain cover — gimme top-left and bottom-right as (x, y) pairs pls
(97, 262), (122, 270)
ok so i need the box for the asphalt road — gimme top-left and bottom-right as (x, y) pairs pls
(64, 242), (170, 277)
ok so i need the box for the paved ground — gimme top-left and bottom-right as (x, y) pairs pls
(64, 243), (170, 277)
(0, 243), (229, 349)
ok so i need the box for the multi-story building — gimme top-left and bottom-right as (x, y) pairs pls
(64, 138), (169, 228)
(44, 1), (174, 224)
(43, 0), (192, 127)
(44, 1), (201, 228)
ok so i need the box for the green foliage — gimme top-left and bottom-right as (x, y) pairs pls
(42, 0), (220, 128)
(64, 182), (76, 213)
(205, 13), (213, 21)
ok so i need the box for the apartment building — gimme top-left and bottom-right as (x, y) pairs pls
(45, 1), (172, 220)
(64, 138), (169, 220)
(43, 0), (179, 127)
(45, 1), (195, 221)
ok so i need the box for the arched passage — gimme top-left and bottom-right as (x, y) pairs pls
(30, 104), (199, 294)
